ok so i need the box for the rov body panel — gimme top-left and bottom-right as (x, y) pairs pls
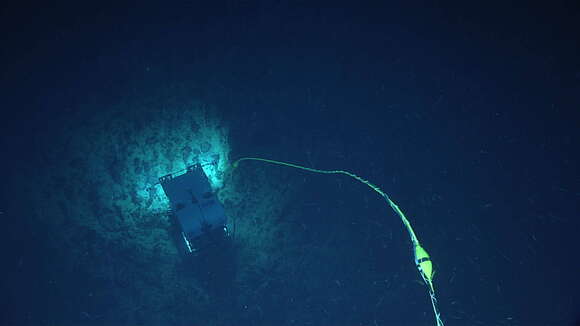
(159, 164), (227, 252)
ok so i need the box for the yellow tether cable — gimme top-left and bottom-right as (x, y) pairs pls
(232, 157), (444, 326)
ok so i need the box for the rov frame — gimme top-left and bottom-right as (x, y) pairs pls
(159, 163), (228, 254)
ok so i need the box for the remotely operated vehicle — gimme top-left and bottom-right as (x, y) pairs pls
(159, 163), (228, 254)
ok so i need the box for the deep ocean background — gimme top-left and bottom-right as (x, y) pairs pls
(1, 1), (579, 325)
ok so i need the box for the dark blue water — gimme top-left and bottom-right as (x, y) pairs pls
(1, 2), (578, 325)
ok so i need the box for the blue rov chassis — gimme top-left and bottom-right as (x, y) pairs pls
(159, 163), (228, 253)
